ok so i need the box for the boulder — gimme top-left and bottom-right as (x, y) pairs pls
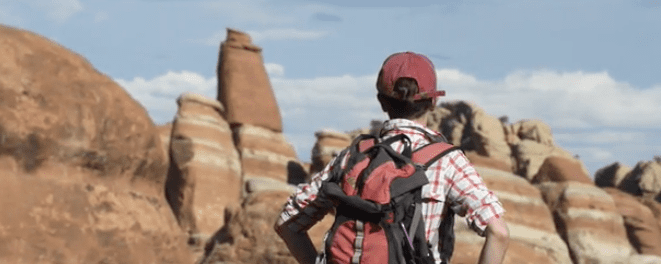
(425, 106), (452, 133)
(618, 160), (661, 198)
(310, 129), (351, 175)
(512, 119), (554, 146)
(434, 102), (512, 169)
(469, 107), (512, 166)
(166, 93), (242, 237)
(234, 124), (301, 187)
(198, 189), (335, 264)
(346, 120), (384, 140)
(199, 191), (296, 264)
(464, 151), (513, 173)
(640, 196), (661, 242)
(512, 139), (585, 180)
(604, 188), (661, 256)
(0, 25), (190, 263)
(0, 24), (167, 194)
(451, 166), (572, 264)
(537, 182), (635, 264)
(435, 101), (473, 147)
(216, 28), (282, 132)
(503, 122), (521, 146)
(531, 156), (593, 184)
(595, 162), (633, 188)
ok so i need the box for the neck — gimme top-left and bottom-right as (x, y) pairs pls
(407, 111), (430, 126)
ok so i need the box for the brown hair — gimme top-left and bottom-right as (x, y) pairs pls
(377, 77), (434, 119)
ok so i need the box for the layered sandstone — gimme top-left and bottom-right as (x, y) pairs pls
(216, 28), (282, 132)
(538, 182), (635, 264)
(604, 188), (661, 256)
(310, 129), (352, 175)
(532, 156), (593, 184)
(451, 166), (572, 264)
(234, 124), (302, 192)
(166, 93), (241, 237)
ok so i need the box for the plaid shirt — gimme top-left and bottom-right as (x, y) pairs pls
(277, 119), (505, 263)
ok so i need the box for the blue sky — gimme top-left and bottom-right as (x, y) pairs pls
(2, 0), (660, 177)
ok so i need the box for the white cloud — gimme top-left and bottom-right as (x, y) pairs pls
(115, 71), (216, 124)
(247, 28), (329, 42)
(118, 67), (661, 172)
(441, 69), (661, 129)
(27, 0), (83, 23)
(265, 63), (285, 77)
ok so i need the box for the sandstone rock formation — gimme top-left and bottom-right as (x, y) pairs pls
(157, 122), (173, 165)
(452, 166), (572, 264)
(532, 156), (593, 184)
(166, 93), (242, 239)
(537, 182), (635, 264)
(618, 160), (661, 199)
(464, 151), (513, 173)
(511, 119), (554, 146)
(198, 189), (334, 264)
(595, 162), (633, 188)
(199, 191), (296, 264)
(0, 24), (191, 263)
(234, 124), (300, 189)
(217, 28), (282, 132)
(627, 254), (661, 264)
(430, 102), (514, 171)
(0, 25), (166, 191)
(310, 129), (352, 175)
(511, 138), (583, 180)
(604, 188), (661, 256)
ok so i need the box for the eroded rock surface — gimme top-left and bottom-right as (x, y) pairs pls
(452, 166), (571, 264)
(538, 182), (635, 264)
(216, 28), (283, 132)
(0, 24), (191, 263)
(166, 93), (242, 238)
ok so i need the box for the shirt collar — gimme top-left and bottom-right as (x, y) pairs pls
(380, 118), (437, 136)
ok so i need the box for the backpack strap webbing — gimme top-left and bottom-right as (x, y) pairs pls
(408, 202), (423, 239)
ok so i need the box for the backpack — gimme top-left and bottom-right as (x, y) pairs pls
(318, 132), (459, 264)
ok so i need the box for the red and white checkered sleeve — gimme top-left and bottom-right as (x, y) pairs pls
(443, 150), (505, 237)
(277, 153), (347, 225)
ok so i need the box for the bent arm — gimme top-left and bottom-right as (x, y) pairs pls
(275, 219), (318, 264)
(477, 216), (509, 264)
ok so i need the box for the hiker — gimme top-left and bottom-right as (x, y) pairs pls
(275, 52), (509, 264)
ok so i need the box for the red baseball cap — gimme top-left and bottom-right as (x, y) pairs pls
(377, 52), (445, 101)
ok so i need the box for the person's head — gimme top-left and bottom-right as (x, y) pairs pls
(376, 52), (444, 120)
